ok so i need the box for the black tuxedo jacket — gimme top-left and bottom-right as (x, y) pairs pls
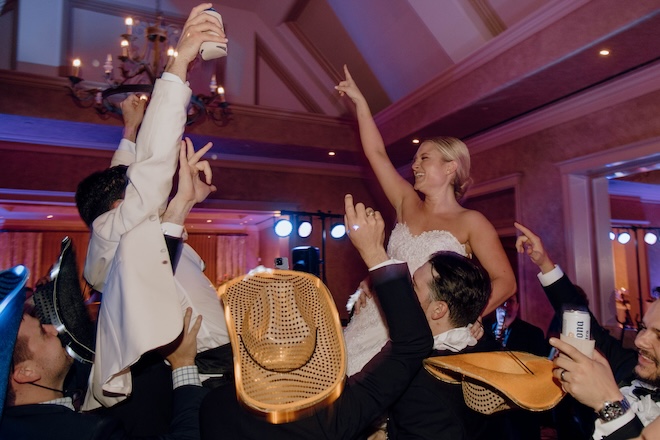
(0, 385), (207, 440)
(387, 336), (507, 440)
(199, 263), (433, 440)
(502, 318), (550, 357)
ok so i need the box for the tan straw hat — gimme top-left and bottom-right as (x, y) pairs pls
(219, 268), (346, 423)
(424, 351), (565, 414)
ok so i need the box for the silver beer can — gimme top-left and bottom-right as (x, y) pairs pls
(562, 309), (590, 340)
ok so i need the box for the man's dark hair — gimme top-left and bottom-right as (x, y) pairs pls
(75, 165), (128, 227)
(427, 251), (491, 327)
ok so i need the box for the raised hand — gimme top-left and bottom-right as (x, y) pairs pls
(344, 194), (387, 268)
(119, 94), (147, 142)
(514, 222), (555, 273)
(164, 307), (203, 370)
(167, 3), (228, 80)
(176, 137), (217, 205)
(335, 65), (367, 105)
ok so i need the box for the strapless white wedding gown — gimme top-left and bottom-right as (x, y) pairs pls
(344, 223), (467, 376)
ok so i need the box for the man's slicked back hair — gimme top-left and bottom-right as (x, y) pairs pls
(427, 251), (491, 328)
(75, 165), (128, 227)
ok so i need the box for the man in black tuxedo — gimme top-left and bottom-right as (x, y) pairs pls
(1, 308), (206, 440)
(386, 251), (509, 440)
(515, 222), (657, 440)
(200, 194), (435, 439)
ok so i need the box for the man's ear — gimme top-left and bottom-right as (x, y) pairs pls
(111, 199), (123, 209)
(12, 362), (41, 385)
(431, 301), (449, 320)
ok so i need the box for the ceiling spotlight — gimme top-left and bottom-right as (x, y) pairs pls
(298, 220), (312, 238)
(644, 232), (658, 245)
(599, 49), (610, 56)
(412, 139), (420, 144)
(330, 223), (346, 239)
(617, 232), (631, 244)
(609, 231), (615, 241)
(274, 219), (293, 238)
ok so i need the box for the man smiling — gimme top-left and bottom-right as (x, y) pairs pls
(515, 222), (659, 440)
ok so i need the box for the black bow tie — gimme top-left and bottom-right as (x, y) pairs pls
(632, 386), (660, 402)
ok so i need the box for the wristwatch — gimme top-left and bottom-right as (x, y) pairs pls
(597, 397), (631, 422)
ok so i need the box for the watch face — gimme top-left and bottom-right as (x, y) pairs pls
(599, 398), (630, 422)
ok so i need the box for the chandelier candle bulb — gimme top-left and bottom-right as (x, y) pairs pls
(121, 39), (129, 57)
(72, 59), (81, 77)
(199, 8), (227, 60)
(125, 17), (133, 35)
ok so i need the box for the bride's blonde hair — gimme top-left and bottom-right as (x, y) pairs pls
(423, 136), (472, 201)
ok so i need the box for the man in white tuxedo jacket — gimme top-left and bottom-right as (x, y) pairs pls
(75, 4), (229, 410)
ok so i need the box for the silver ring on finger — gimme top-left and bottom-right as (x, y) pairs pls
(560, 369), (567, 382)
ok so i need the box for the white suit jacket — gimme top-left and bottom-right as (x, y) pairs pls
(82, 77), (192, 410)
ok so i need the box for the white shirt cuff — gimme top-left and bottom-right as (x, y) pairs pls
(117, 138), (136, 155)
(161, 222), (184, 238)
(592, 411), (636, 439)
(369, 259), (405, 272)
(538, 264), (563, 286)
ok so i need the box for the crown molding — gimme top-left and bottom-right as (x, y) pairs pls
(466, 61), (660, 155)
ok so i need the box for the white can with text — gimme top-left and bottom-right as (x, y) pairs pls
(562, 309), (590, 340)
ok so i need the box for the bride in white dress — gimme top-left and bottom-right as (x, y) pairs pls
(336, 66), (517, 376)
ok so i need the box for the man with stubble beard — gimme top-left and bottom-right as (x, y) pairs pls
(515, 222), (660, 440)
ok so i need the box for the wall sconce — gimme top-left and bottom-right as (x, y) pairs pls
(644, 231), (658, 245)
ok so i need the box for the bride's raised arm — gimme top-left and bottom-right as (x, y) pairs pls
(336, 65), (416, 216)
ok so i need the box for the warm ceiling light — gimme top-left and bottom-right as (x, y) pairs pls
(328, 151), (336, 156)
(46, 215), (54, 219)
(206, 219), (212, 223)
(412, 139), (420, 144)
(644, 232), (658, 245)
(599, 49), (610, 56)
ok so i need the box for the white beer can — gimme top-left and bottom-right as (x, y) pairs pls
(562, 309), (590, 340)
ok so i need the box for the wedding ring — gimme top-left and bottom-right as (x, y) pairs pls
(560, 369), (567, 382)
(352, 224), (360, 231)
(366, 208), (375, 217)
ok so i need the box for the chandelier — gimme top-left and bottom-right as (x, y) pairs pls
(67, 9), (230, 126)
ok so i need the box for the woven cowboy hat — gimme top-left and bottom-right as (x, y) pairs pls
(424, 351), (565, 415)
(219, 268), (346, 423)
(33, 237), (95, 364)
(0, 265), (29, 417)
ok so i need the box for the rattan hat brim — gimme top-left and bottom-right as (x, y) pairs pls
(219, 269), (346, 423)
(424, 351), (565, 413)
